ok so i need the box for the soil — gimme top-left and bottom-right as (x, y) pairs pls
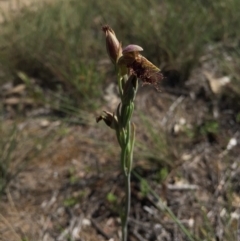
(1, 70), (240, 241)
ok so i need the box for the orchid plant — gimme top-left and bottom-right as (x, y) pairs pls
(97, 25), (163, 241)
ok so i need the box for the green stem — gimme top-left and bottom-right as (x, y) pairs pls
(118, 74), (123, 99)
(122, 166), (131, 241)
(121, 144), (127, 175)
(117, 73), (137, 241)
(121, 122), (135, 241)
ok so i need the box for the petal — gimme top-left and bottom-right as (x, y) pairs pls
(122, 44), (143, 54)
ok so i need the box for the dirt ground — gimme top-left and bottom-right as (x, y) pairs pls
(1, 69), (240, 241)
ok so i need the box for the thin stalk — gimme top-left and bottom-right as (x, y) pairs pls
(118, 74), (123, 99)
(121, 161), (131, 241)
(119, 89), (134, 240)
(121, 145), (127, 176)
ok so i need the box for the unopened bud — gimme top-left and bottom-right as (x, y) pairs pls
(102, 25), (122, 64)
(96, 111), (118, 130)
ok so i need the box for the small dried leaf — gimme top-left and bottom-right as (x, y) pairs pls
(204, 71), (230, 94)
(4, 97), (20, 105)
(5, 84), (26, 96)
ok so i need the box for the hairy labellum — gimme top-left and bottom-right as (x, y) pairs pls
(127, 54), (164, 89)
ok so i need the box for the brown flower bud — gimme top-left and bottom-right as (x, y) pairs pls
(96, 111), (118, 130)
(102, 25), (122, 64)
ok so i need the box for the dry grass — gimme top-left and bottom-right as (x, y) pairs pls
(0, 0), (54, 23)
